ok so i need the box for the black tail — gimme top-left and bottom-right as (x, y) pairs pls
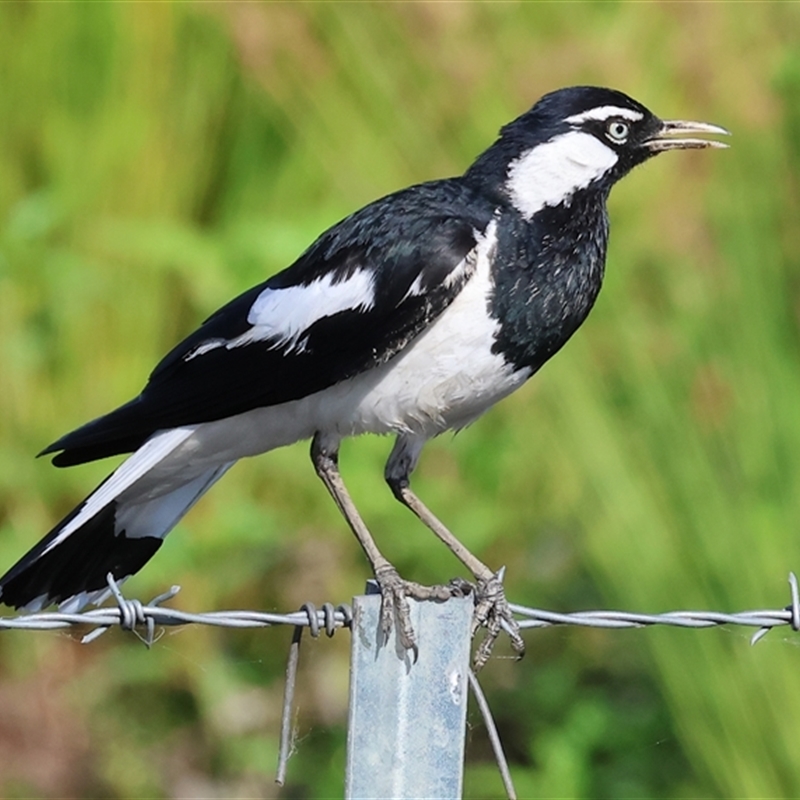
(0, 490), (162, 611)
(3, 429), (231, 612)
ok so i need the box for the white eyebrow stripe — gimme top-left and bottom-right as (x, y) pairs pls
(565, 106), (644, 125)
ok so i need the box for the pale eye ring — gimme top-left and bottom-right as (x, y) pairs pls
(606, 120), (630, 143)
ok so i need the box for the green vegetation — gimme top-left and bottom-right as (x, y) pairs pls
(1, 3), (799, 797)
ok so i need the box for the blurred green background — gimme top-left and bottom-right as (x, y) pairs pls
(0, 2), (799, 797)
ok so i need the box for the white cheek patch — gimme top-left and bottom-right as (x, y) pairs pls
(505, 131), (618, 219)
(565, 106), (644, 125)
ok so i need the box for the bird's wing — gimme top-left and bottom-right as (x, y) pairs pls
(44, 182), (496, 465)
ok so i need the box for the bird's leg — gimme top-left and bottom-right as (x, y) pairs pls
(385, 435), (525, 668)
(310, 433), (453, 654)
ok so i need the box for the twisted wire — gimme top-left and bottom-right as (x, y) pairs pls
(0, 573), (797, 649)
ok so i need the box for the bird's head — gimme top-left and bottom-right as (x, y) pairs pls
(465, 86), (729, 219)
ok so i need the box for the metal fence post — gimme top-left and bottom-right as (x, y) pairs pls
(345, 590), (473, 799)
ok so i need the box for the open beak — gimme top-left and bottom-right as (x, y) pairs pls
(645, 119), (731, 152)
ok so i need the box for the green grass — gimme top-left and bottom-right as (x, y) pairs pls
(1, 3), (799, 797)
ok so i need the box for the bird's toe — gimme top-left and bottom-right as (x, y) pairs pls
(472, 571), (525, 670)
(373, 565), (457, 656)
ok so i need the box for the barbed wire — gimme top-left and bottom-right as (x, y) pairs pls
(513, 570), (800, 646)
(1, 572), (797, 647)
(1, 571), (797, 799)
(0, 579), (354, 646)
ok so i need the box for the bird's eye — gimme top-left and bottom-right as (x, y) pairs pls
(606, 120), (630, 143)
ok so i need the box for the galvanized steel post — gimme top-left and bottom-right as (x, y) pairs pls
(345, 589), (473, 799)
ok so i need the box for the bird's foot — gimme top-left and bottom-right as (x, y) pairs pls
(471, 569), (524, 670)
(373, 564), (464, 658)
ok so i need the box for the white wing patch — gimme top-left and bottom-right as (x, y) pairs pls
(186, 270), (376, 359)
(505, 131), (618, 219)
(402, 272), (425, 301)
(247, 270), (376, 348)
(565, 106), (644, 125)
(401, 230), (479, 302)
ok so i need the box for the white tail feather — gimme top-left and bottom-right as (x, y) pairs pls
(40, 427), (196, 557)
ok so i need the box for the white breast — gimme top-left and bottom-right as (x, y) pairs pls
(340, 222), (531, 436)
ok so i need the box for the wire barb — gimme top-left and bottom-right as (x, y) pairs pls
(750, 572), (800, 645)
(80, 574), (181, 646)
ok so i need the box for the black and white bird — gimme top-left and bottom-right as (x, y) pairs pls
(0, 87), (727, 657)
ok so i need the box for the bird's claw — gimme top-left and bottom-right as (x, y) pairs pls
(371, 566), (522, 669)
(373, 564), (456, 659)
(471, 570), (524, 670)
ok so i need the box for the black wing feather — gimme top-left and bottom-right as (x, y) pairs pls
(44, 181), (495, 466)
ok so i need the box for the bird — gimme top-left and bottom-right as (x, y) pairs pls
(0, 86), (728, 662)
